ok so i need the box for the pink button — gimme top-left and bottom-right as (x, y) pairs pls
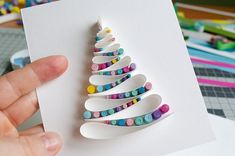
(111, 82), (116, 87)
(123, 66), (129, 73)
(91, 64), (99, 71)
(122, 104), (128, 109)
(111, 71), (116, 75)
(160, 104), (169, 113)
(94, 48), (100, 52)
(104, 120), (109, 124)
(145, 82), (152, 90)
(127, 102), (133, 107)
(93, 112), (100, 118)
(111, 94), (118, 99)
(126, 119), (134, 126)
(100, 63), (107, 69)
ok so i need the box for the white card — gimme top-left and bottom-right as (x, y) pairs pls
(21, 0), (214, 155)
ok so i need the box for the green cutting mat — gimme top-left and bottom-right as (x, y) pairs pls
(0, 28), (27, 75)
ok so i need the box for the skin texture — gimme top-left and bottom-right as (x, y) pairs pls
(0, 55), (68, 156)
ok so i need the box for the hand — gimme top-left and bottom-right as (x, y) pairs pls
(0, 55), (68, 156)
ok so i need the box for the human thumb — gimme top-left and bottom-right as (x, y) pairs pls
(0, 132), (63, 156)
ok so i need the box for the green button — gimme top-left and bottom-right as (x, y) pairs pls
(108, 109), (115, 115)
(131, 90), (138, 97)
(135, 117), (144, 126)
(111, 120), (117, 125)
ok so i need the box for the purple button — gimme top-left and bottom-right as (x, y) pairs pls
(152, 110), (162, 120)
(116, 106), (122, 112)
(106, 62), (112, 67)
(130, 63), (136, 71)
(118, 93), (124, 99)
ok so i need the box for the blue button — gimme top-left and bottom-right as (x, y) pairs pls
(138, 87), (145, 94)
(83, 111), (92, 119)
(97, 86), (103, 92)
(104, 84), (111, 90)
(118, 119), (126, 126)
(101, 111), (108, 117)
(144, 114), (153, 123)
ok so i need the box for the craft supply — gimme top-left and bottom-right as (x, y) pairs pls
(83, 111), (92, 119)
(197, 78), (235, 88)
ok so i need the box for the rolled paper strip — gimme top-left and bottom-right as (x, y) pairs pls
(152, 110), (162, 120)
(132, 99), (138, 104)
(111, 94), (118, 99)
(101, 111), (108, 117)
(118, 93), (124, 99)
(126, 118), (134, 126)
(91, 64), (99, 71)
(110, 120), (117, 125)
(160, 104), (170, 113)
(87, 85), (96, 94)
(123, 66), (130, 73)
(130, 63), (136, 71)
(100, 63), (106, 69)
(145, 82), (152, 90)
(138, 87), (145, 94)
(122, 104), (128, 109)
(83, 111), (92, 119)
(96, 86), (103, 92)
(108, 109), (115, 115)
(111, 71), (116, 75)
(116, 106), (122, 112)
(106, 62), (112, 67)
(125, 92), (130, 98)
(111, 82), (116, 87)
(135, 117), (144, 126)
(131, 90), (138, 97)
(104, 84), (111, 90)
(93, 112), (100, 118)
(118, 119), (126, 126)
(117, 69), (123, 75)
(144, 114), (153, 124)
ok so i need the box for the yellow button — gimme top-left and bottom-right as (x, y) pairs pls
(12, 6), (20, 13)
(87, 85), (96, 94)
(106, 28), (111, 33)
(111, 59), (117, 64)
(0, 9), (7, 15)
(133, 99), (138, 104)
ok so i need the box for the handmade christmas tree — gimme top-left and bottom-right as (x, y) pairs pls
(80, 18), (170, 139)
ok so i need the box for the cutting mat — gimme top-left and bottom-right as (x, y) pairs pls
(0, 28), (234, 121)
(0, 28), (27, 75)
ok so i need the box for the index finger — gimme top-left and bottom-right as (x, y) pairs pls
(0, 55), (68, 109)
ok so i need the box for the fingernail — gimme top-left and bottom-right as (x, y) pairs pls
(42, 132), (63, 156)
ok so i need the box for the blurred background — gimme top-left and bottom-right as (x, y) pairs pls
(0, 0), (235, 130)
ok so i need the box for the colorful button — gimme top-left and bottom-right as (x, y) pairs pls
(145, 82), (152, 90)
(138, 87), (145, 94)
(116, 106), (122, 112)
(96, 86), (103, 92)
(101, 111), (108, 117)
(111, 71), (116, 75)
(132, 98), (138, 104)
(87, 85), (96, 94)
(118, 93), (124, 99)
(104, 84), (111, 90)
(123, 67), (130, 73)
(112, 59), (117, 64)
(106, 28), (111, 33)
(126, 119), (134, 126)
(127, 102), (133, 107)
(135, 117), (144, 126)
(93, 112), (100, 118)
(117, 69), (123, 75)
(110, 120), (117, 125)
(108, 109), (115, 115)
(111, 82), (116, 87)
(118, 119), (126, 126)
(122, 104), (128, 109)
(96, 36), (101, 41)
(130, 63), (136, 71)
(111, 94), (118, 99)
(116, 79), (122, 84)
(144, 114), (153, 123)
(91, 64), (99, 71)
(118, 48), (124, 55)
(160, 104), (170, 113)
(104, 120), (109, 124)
(125, 92), (130, 98)
(137, 97), (141, 101)
(106, 62), (112, 67)
(131, 90), (138, 97)
(152, 110), (162, 120)
(100, 63), (107, 69)
(83, 111), (92, 119)
(104, 71), (110, 75)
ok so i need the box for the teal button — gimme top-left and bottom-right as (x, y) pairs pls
(117, 69), (123, 75)
(97, 86), (103, 92)
(83, 111), (92, 119)
(108, 109), (115, 115)
(125, 92), (130, 98)
(111, 120), (117, 125)
(135, 117), (144, 126)
(131, 90), (138, 97)
(144, 114), (153, 124)
(118, 48), (124, 55)
(101, 111), (108, 117)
